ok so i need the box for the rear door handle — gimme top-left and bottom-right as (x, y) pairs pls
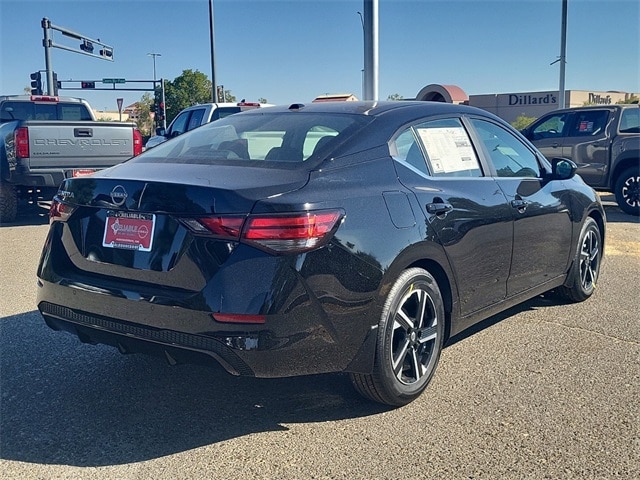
(426, 202), (453, 215)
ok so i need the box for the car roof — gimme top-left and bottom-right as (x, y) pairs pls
(243, 100), (493, 119)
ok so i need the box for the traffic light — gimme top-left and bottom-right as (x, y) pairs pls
(81, 81), (95, 89)
(52, 72), (59, 96)
(99, 48), (113, 59)
(80, 40), (94, 53)
(157, 102), (165, 122)
(30, 71), (43, 95)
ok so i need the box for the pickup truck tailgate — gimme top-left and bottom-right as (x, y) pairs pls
(27, 121), (136, 168)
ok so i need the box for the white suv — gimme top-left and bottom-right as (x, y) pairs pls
(145, 101), (273, 149)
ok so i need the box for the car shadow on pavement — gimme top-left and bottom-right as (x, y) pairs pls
(0, 311), (390, 467)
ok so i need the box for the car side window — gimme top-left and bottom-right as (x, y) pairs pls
(187, 109), (205, 131)
(391, 128), (429, 175)
(168, 111), (190, 137)
(470, 119), (540, 178)
(531, 112), (571, 140)
(415, 118), (482, 177)
(567, 110), (609, 137)
(619, 108), (640, 133)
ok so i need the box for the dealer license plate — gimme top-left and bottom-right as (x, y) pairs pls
(102, 211), (155, 252)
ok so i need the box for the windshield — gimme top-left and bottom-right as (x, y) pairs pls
(132, 111), (371, 166)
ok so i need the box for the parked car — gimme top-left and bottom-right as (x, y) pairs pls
(0, 94), (143, 222)
(145, 101), (273, 149)
(521, 104), (639, 215)
(37, 101), (605, 406)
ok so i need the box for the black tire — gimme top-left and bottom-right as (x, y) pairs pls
(614, 166), (640, 216)
(557, 217), (602, 303)
(350, 267), (445, 407)
(0, 181), (17, 223)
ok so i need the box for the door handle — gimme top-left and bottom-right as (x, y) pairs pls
(426, 202), (453, 215)
(511, 199), (529, 213)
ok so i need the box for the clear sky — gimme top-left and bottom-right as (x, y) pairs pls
(1, 0), (638, 111)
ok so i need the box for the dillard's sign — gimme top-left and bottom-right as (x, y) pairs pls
(507, 92), (614, 106)
(508, 93), (557, 106)
(588, 93), (612, 104)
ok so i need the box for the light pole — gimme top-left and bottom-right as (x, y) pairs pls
(147, 53), (162, 130)
(147, 52), (161, 83)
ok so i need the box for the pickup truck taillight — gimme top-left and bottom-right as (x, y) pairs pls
(15, 127), (29, 159)
(133, 129), (143, 156)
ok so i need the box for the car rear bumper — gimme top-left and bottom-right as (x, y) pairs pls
(36, 272), (379, 378)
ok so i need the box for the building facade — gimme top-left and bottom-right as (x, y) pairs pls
(415, 84), (639, 123)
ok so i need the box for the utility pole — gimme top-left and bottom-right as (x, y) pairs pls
(208, 0), (217, 103)
(147, 52), (161, 83)
(362, 0), (379, 101)
(558, 0), (568, 109)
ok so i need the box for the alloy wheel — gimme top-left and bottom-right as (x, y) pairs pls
(390, 287), (439, 385)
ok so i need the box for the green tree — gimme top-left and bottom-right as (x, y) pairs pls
(160, 69), (212, 124)
(511, 114), (537, 130)
(134, 92), (154, 136)
(258, 97), (268, 104)
(387, 93), (404, 101)
(617, 95), (639, 104)
(224, 90), (236, 103)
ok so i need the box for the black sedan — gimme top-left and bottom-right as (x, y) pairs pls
(37, 101), (605, 406)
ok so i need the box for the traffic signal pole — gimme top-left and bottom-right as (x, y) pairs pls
(41, 18), (54, 95)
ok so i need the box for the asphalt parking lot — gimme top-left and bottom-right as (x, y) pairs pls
(1, 194), (638, 480)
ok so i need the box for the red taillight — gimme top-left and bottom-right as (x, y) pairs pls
(243, 210), (344, 253)
(133, 129), (143, 156)
(15, 127), (29, 159)
(182, 209), (344, 254)
(181, 216), (245, 239)
(49, 198), (76, 223)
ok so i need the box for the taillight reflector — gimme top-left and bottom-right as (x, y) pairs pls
(212, 313), (266, 324)
(15, 127), (29, 158)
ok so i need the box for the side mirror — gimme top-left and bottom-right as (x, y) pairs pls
(551, 158), (577, 180)
(155, 127), (166, 137)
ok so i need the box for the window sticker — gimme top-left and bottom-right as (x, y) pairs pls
(578, 121), (594, 132)
(416, 127), (480, 174)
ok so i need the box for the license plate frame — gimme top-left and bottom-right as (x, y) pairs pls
(102, 211), (156, 252)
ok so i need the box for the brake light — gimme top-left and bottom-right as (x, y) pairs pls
(237, 102), (261, 107)
(29, 95), (59, 102)
(133, 129), (143, 156)
(49, 198), (76, 223)
(182, 210), (344, 254)
(15, 127), (29, 158)
(180, 216), (244, 239)
(243, 210), (344, 253)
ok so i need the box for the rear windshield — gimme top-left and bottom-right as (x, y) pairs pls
(0, 101), (93, 122)
(133, 112), (371, 166)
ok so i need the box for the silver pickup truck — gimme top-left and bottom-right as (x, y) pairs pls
(0, 95), (143, 222)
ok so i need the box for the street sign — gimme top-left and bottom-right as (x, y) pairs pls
(116, 98), (123, 112)
(103, 78), (126, 84)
